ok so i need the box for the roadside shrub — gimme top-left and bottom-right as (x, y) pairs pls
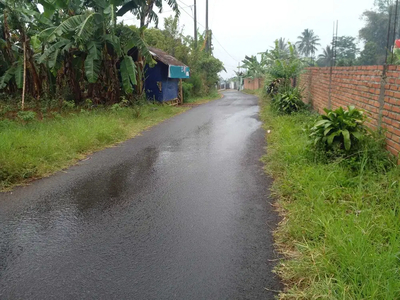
(309, 106), (366, 153)
(62, 100), (75, 110)
(271, 87), (306, 115)
(265, 78), (283, 95)
(182, 81), (193, 101)
(308, 105), (395, 171)
(187, 73), (203, 96)
(17, 110), (37, 122)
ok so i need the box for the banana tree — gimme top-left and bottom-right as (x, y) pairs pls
(0, 0), (44, 109)
(240, 55), (265, 79)
(117, 0), (179, 28)
(38, 0), (152, 103)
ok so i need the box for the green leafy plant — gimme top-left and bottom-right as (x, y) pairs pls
(182, 81), (193, 101)
(272, 87), (306, 114)
(62, 100), (75, 110)
(110, 103), (123, 112)
(265, 79), (282, 95)
(309, 106), (367, 152)
(17, 111), (37, 122)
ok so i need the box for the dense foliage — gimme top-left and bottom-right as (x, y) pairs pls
(271, 87), (305, 115)
(0, 0), (224, 110)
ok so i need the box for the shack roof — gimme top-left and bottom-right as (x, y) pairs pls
(149, 47), (187, 67)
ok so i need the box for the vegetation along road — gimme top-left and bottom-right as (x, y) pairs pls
(0, 91), (282, 299)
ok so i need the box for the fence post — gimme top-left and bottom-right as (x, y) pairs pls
(328, 66), (333, 109)
(307, 69), (312, 106)
(378, 64), (388, 130)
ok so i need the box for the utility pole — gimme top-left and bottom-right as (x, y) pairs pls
(194, 0), (197, 48)
(237, 62), (241, 91)
(206, 0), (209, 52)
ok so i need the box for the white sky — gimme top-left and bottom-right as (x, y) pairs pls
(119, 0), (375, 79)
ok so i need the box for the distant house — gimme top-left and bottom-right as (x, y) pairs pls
(145, 47), (190, 104)
(244, 78), (264, 90)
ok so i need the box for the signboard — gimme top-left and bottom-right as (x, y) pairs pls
(168, 65), (190, 79)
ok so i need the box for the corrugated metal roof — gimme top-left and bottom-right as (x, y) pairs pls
(149, 47), (187, 67)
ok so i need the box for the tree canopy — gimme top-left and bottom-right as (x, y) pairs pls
(0, 0), (224, 108)
(296, 29), (321, 58)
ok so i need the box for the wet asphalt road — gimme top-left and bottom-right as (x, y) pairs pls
(0, 91), (282, 299)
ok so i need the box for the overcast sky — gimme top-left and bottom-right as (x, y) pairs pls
(119, 0), (375, 78)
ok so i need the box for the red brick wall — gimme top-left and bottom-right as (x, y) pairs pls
(300, 65), (400, 157)
(244, 78), (264, 90)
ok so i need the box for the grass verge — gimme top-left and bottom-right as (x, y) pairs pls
(0, 104), (189, 190)
(242, 88), (261, 95)
(184, 90), (221, 104)
(260, 97), (400, 299)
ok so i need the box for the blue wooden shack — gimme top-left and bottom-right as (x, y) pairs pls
(145, 47), (190, 104)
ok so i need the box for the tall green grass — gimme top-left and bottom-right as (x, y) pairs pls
(260, 99), (400, 299)
(0, 104), (188, 190)
(184, 90), (220, 104)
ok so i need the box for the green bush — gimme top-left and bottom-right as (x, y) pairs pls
(271, 87), (306, 115)
(187, 74), (203, 96)
(182, 81), (193, 101)
(265, 79), (283, 95)
(309, 106), (366, 152)
(308, 105), (394, 171)
(17, 110), (37, 122)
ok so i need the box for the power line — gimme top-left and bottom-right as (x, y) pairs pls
(177, 3), (239, 63)
(212, 34), (240, 63)
(178, 3), (196, 20)
(121, 1), (241, 65)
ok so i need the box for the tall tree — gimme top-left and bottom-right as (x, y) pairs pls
(359, 1), (400, 65)
(358, 41), (379, 65)
(317, 45), (334, 67)
(117, 0), (179, 28)
(0, 0), (43, 104)
(296, 29), (321, 58)
(332, 36), (359, 66)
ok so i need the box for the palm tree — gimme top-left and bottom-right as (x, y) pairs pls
(317, 45), (334, 67)
(296, 29), (321, 58)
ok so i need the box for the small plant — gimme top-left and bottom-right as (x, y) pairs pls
(265, 79), (283, 95)
(17, 110), (37, 122)
(309, 106), (367, 153)
(50, 111), (62, 120)
(84, 99), (93, 109)
(132, 105), (143, 118)
(62, 100), (75, 110)
(110, 103), (122, 112)
(111, 99), (130, 112)
(272, 87), (305, 114)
